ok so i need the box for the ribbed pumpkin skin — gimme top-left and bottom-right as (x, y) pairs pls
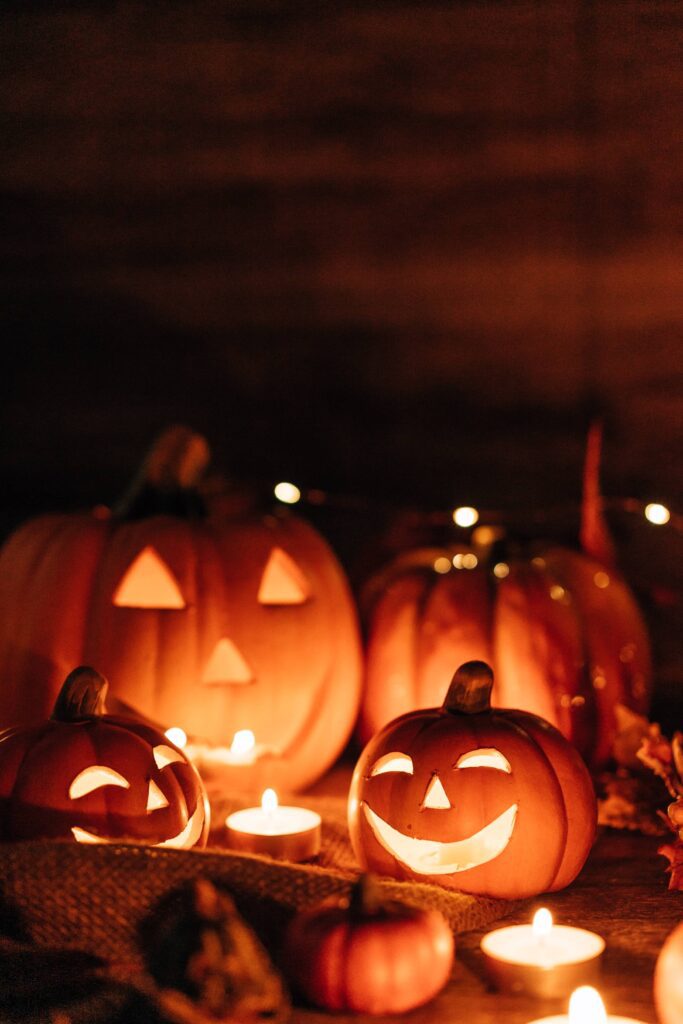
(655, 922), (683, 1024)
(0, 511), (362, 792)
(284, 895), (454, 1014)
(0, 710), (209, 847)
(349, 700), (597, 899)
(361, 545), (651, 767)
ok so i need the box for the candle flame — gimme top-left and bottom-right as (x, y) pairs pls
(568, 987), (607, 1024)
(165, 726), (187, 749)
(230, 729), (256, 757)
(532, 907), (553, 939)
(261, 788), (278, 813)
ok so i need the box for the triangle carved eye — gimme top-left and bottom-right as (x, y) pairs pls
(113, 546), (186, 609)
(258, 547), (310, 605)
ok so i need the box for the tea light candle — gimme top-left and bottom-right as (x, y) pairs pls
(481, 909), (605, 997)
(225, 788), (321, 862)
(527, 984), (649, 1024)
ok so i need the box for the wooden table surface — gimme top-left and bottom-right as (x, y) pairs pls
(293, 829), (682, 1024)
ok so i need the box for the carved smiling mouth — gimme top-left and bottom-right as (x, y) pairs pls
(362, 802), (518, 874)
(71, 801), (207, 849)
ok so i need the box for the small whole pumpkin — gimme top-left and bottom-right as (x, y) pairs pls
(282, 874), (454, 1014)
(0, 666), (209, 848)
(349, 661), (597, 900)
(0, 427), (363, 792)
(655, 921), (683, 1024)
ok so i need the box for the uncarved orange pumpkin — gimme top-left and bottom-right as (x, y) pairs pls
(0, 428), (363, 792)
(361, 539), (650, 768)
(349, 661), (597, 900)
(0, 666), (209, 847)
(655, 921), (683, 1024)
(283, 875), (454, 1015)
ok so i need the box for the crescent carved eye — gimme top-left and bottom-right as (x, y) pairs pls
(153, 744), (186, 770)
(455, 748), (512, 773)
(370, 752), (414, 777)
(69, 766), (130, 799)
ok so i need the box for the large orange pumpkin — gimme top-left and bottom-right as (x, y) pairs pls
(360, 427), (650, 768)
(360, 536), (650, 768)
(0, 666), (209, 847)
(0, 428), (363, 792)
(349, 661), (596, 899)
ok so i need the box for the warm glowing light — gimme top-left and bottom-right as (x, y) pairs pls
(568, 986), (607, 1024)
(433, 556), (452, 574)
(69, 766), (130, 800)
(165, 726), (187, 748)
(202, 637), (254, 685)
(532, 907), (553, 939)
(493, 561), (510, 578)
(452, 553), (464, 569)
(593, 571), (610, 589)
(371, 752), (414, 776)
(644, 502), (670, 525)
(230, 729), (256, 757)
(146, 779), (170, 812)
(550, 584), (567, 602)
(456, 748), (512, 773)
(112, 546), (185, 609)
(462, 552), (478, 569)
(262, 788), (278, 813)
(258, 547), (310, 604)
(274, 481), (301, 504)
(153, 744), (185, 769)
(453, 506), (480, 528)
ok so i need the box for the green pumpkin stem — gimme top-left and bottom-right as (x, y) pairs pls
(349, 874), (384, 918)
(51, 667), (109, 721)
(113, 425), (210, 520)
(443, 661), (494, 715)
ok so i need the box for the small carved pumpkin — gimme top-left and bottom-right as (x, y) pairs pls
(349, 661), (596, 900)
(0, 667), (209, 848)
(0, 427), (363, 792)
(283, 874), (454, 1014)
(655, 921), (683, 1024)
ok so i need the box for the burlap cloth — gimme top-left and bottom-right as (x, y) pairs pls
(0, 793), (519, 1021)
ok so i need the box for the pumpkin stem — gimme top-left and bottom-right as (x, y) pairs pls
(51, 666), (109, 721)
(443, 661), (494, 714)
(113, 425), (211, 520)
(349, 874), (384, 918)
(579, 420), (617, 567)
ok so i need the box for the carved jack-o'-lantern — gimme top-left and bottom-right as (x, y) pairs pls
(349, 661), (596, 899)
(0, 428), (363, 792)
(0, 667), (209, 847)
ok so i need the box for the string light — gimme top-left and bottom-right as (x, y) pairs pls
(165, 726), (187, 749)
(452, 506), (479, 528)
(274, 481), (301, 505)
(267, 478), (682, 538)
(644, 502), (670, 526)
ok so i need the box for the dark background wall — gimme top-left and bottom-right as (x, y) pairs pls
(1, 2), (681, 702)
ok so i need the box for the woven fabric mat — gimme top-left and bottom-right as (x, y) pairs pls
(0, 793), (517, 966)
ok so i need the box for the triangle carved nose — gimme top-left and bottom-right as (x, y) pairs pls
(421, 773), (452, 810)
(202, 637), (254, 686)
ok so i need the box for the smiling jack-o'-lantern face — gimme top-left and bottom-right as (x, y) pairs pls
(0, 668), (209, 848)
(348, 661), (597, 899)
(0, 428), (363, 793)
